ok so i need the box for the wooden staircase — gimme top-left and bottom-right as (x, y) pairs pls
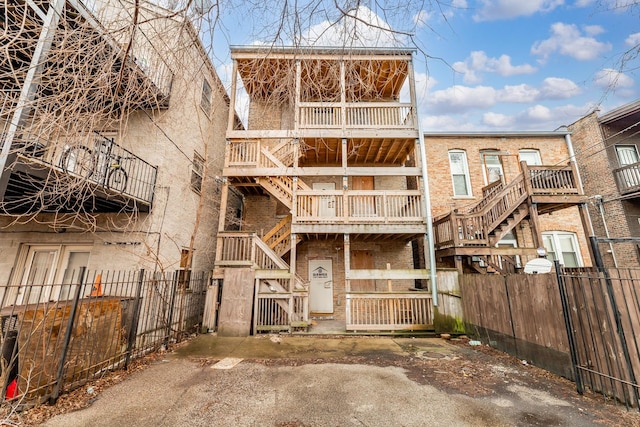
(433, 162), (586, 274)
(262, 214), (303, 257)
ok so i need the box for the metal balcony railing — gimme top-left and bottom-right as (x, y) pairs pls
(13, 133), (157, 204)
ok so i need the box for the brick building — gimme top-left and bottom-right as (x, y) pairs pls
(215, 46), (434, 334)
(0, 0), (236, 299)
(424, 131), (592, 273)
(569, 100), (640, 267)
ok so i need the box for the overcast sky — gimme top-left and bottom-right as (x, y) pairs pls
(202, 0), (639, 132)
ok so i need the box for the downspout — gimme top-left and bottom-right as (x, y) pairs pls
(418, 127), (438, 307)
(563, 130), (607, 265)
(595, 195), (618, 267)
(408, 57), (436, 306)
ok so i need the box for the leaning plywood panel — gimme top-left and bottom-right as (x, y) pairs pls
(217, 269), (255, 337)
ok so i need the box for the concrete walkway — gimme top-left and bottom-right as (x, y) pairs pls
(44, 335), (637, 427)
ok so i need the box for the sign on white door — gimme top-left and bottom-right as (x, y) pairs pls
(309, 259), (333, 313)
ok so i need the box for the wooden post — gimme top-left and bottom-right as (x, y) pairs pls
(386, 263), (392, 292)
(227, 59), (238, 133)
(579, 203), (597, 267)
(528, 203), (542, 249)
(344, 234), (351, 293)
(295, 60), (301, 131)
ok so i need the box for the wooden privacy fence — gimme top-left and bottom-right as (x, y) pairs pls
(558, 267), (640, 408)
(460, 274), (572, 379)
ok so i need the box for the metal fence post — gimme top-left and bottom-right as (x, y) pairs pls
(554, 261), (583, 394)
(124, 269), (145, 370)
(50, 267), (86, 404)
(164, 271), (179, 347)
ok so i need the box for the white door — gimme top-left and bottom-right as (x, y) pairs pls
(309, 259), (333, 313)
(313, 182), (336, 217)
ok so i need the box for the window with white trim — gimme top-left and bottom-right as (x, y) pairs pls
(542, 231), (582, 267)
(11, 244), (91, 304)
(448, 150), (472, 197)
(481, 150), (504, 184)
(519, 149), (542, 165)
(615, 145), (639, 166)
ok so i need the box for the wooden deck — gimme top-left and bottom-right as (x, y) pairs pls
(434, 162), (586, 273)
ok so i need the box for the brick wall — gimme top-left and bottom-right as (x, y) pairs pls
(424, 133), (592, 266)
(569, 113), (640, 267)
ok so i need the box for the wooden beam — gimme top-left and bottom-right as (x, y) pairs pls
(223, 166), (423, 177)
(292, 223), (426, 235)
(347, 269), (430, 280)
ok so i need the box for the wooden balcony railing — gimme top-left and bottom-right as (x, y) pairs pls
(226, 139), (296, 169)
(13, 133), (156, 204)
(434, 163), (583, 250)
(614, 162), (640, 195)
(295, 190), (424, 224)
(299, 102), (415, 129)
(523, 162), (579, 195)
(345, 292), (433, 331)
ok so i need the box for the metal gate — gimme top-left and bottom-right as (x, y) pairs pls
(556, 264), (640, 408)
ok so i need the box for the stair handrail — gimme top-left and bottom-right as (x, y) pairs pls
(453, 173), (527, 242)
(464, 179), (505, 213)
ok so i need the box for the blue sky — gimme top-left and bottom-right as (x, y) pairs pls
(198, 0), (639, 132)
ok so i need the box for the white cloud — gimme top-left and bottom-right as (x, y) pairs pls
(427, 85), (497, 113)
(453, 51), (537, 84)
(301, 5), (404, 47)
(531, 22), (612, 63)
(497, 84), (540, 103)
(422, 115), (478, 132)
(583, 25), (605, 36)
(594, 69), (635, 97)
(539, 77), (582, 98)
(413, 10), (432, 28)
(626, 32), (640, 46)
(482, 112), (514, 127)
(473, 0), (564, 22)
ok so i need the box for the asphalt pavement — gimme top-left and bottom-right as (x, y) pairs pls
(43, 335), (637, 427)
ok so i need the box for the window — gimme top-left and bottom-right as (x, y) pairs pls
(191, 152), (204, 194)
(201, 78), (212, 115)
(448, 150), (472, 197)
(481, 151), (504, 184)
(519, 149), (542, 165)
(616, 145), (639, 166)
(11, 244), (91, 304)
(542, 231), (582, 267)
(178, 248), (192, 289)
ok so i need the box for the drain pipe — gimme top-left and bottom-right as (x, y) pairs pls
(417, 125), (438, 307)
(595, 195), (618, 267)
(409, 58), (437, 307)
(563, 129), (605, 265)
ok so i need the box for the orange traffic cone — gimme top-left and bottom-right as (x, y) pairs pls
(90, 274), (103, 297)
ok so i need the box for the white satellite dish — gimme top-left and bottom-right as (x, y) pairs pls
(523, 258), (553, 274)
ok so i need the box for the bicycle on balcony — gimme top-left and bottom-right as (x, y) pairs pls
(60, 137), (129, 193)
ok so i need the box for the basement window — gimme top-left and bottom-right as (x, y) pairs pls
(191, 152), (204, 194)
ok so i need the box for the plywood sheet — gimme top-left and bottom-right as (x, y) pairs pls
(217, 268), (255, 337)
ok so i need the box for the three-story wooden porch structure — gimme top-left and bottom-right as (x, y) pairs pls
(215, 46), (433, 333)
